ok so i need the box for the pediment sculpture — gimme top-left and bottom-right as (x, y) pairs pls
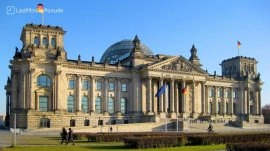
(161, 58), (192, 72)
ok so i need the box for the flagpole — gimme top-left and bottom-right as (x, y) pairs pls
(42, 3), (44, 25)
(42, 13), (44, 25)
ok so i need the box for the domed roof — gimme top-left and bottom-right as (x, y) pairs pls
(100, 39), (153, 64)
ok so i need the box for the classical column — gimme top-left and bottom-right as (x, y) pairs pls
(19, 71), (26, 109)
(27, 69), (34, 109)
(116, 78), (121, 114)
(222, 87), (226, 115)
(158, 78), (164, 113)
(246, 87), (250, 114)
(103, 77), (108, 113)
(229, 88), (234, 115)
(170, 79), (175, 113)
(181, 80), (186, 118)
(153, 82), (158, 114)
(258, 88), (262, 115)
(205, 85), (209, 114)
(174, 81), (179, 114)
(243, 87), (248, 114)
(90, 76), (95, 113)
(192, 80), (196, 116)
(201, 82), (206, 115)
(214, 86), (218, 114)
(147, 77), (153, 114)
(76, 74), (82, 112)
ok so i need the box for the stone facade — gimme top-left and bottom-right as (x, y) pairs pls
(5, 24), (264, 129)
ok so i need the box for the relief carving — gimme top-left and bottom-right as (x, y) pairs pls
(161, 58), (192, 72)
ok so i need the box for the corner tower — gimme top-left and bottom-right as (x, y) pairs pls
(220, 56), (258, 78)
(18, 23), (67, 60)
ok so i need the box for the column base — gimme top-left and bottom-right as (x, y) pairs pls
(147, 111), (155, 116)
(180, 112), (188, 119)
(169, 112), (177, 119)
(159, 112), (167, 118)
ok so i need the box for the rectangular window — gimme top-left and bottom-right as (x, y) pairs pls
(121, 83), (127, 92)
(39, 96), (48, 112)
(69, 79), (75, 89)
(109, 81), (115, 91)
(84, 119), (90, 126)
(82, 79), (89, 90)
(96, 80), (102, 90)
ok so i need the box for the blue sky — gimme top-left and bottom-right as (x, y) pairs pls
(0, 0), (269, 115)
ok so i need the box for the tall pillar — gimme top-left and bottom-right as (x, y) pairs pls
(170, 79), (175, 112)
(243, 87), (247, 114)
(229, 88), (234, 115)
(246, 87), (250, 114)
(214, 86), (218, 114)
(147, 77), (153, 114)
(174, 81), (179, 114)
(116, 78), (121, 114)
(192, 80), (196, 116)
(181, 80), (186, 118)
(258, 88), (262, 115)
(76, 75), (81, 112)
(222, 87), (226, 115)
(205, 85), (209, 114)
(103, 77), (108, 113)
(19, 72), (26, 109)
(201, 82), (206, 115)
(90, 76), (95, 113)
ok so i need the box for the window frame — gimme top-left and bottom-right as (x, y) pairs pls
(37, 74), (51, 87)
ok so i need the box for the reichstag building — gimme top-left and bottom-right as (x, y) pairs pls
(5, 24), (264, 129)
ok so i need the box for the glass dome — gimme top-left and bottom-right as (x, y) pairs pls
(100, 39), (153, 64)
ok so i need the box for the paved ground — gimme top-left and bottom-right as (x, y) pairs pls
(0, 129), (13, 147)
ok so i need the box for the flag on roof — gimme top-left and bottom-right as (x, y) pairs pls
(37, 3), (44, 13)
(237, 41), (241, 49)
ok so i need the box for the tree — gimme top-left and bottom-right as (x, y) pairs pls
(262, 104), (270, 124)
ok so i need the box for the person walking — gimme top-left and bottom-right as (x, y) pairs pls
(60, 127), (67, 144)
(66, 128), (75, 145)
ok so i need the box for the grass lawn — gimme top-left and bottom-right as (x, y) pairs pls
(2, 143), (226, 151)
(1, 134), (226, 151)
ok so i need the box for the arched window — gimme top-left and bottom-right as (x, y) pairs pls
(34, 36), (39, 45)
(120, 97), (127, 114)
(51, 37), (56, 48)
(67, 95), (75, 113)
(42, 37), (48, 46)
(81, 96), (88, 113)
(95, 97), (102, 113)
(108, 97), (114, 114)
(37, 74), (51, 87)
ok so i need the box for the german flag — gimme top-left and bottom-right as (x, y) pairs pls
(181, 87), (188, 95)
(37, 3), (44, 13)
(237, 41), (241, 49)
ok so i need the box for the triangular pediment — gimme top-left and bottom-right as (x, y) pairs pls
(147, 55), (207, 75)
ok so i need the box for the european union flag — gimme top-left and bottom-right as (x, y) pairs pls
(155, 85), (166, 97)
